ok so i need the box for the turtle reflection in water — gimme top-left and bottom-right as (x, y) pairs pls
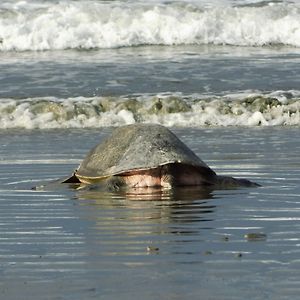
(63, 124), (260, 191)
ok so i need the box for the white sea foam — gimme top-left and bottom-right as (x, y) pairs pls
(0, 1), (300, 51)
(0, 91), (299, 129)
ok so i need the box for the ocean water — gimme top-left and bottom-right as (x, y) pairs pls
(0, 0), (300, 299)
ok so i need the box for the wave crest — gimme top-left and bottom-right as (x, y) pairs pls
(1, 92), (299, 129)
(0, 1), (300, 51)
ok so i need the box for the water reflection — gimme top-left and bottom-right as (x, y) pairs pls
(73, 186), (217, 239)
(76, 185), (215, 201)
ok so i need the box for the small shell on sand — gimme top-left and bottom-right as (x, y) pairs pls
(244, 233), (267, 241)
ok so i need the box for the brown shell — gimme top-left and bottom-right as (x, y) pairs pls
(75, 123), (215, 182)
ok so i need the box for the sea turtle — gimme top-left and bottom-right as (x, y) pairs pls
(63, 123), (259, 190)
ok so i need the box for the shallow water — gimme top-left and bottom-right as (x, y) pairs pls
(0, 127), (299, 299)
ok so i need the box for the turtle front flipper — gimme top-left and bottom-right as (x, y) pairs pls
(105, 176), (126, 192)
(216, 176), (260, 188)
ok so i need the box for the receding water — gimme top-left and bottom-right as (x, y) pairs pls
(0, 127), (299, 299)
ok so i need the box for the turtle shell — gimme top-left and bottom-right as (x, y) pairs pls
(74, 123), (216, 183)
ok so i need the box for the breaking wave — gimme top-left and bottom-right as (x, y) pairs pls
(0, 1), (300, 51)
(1, 91), (299, 129)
